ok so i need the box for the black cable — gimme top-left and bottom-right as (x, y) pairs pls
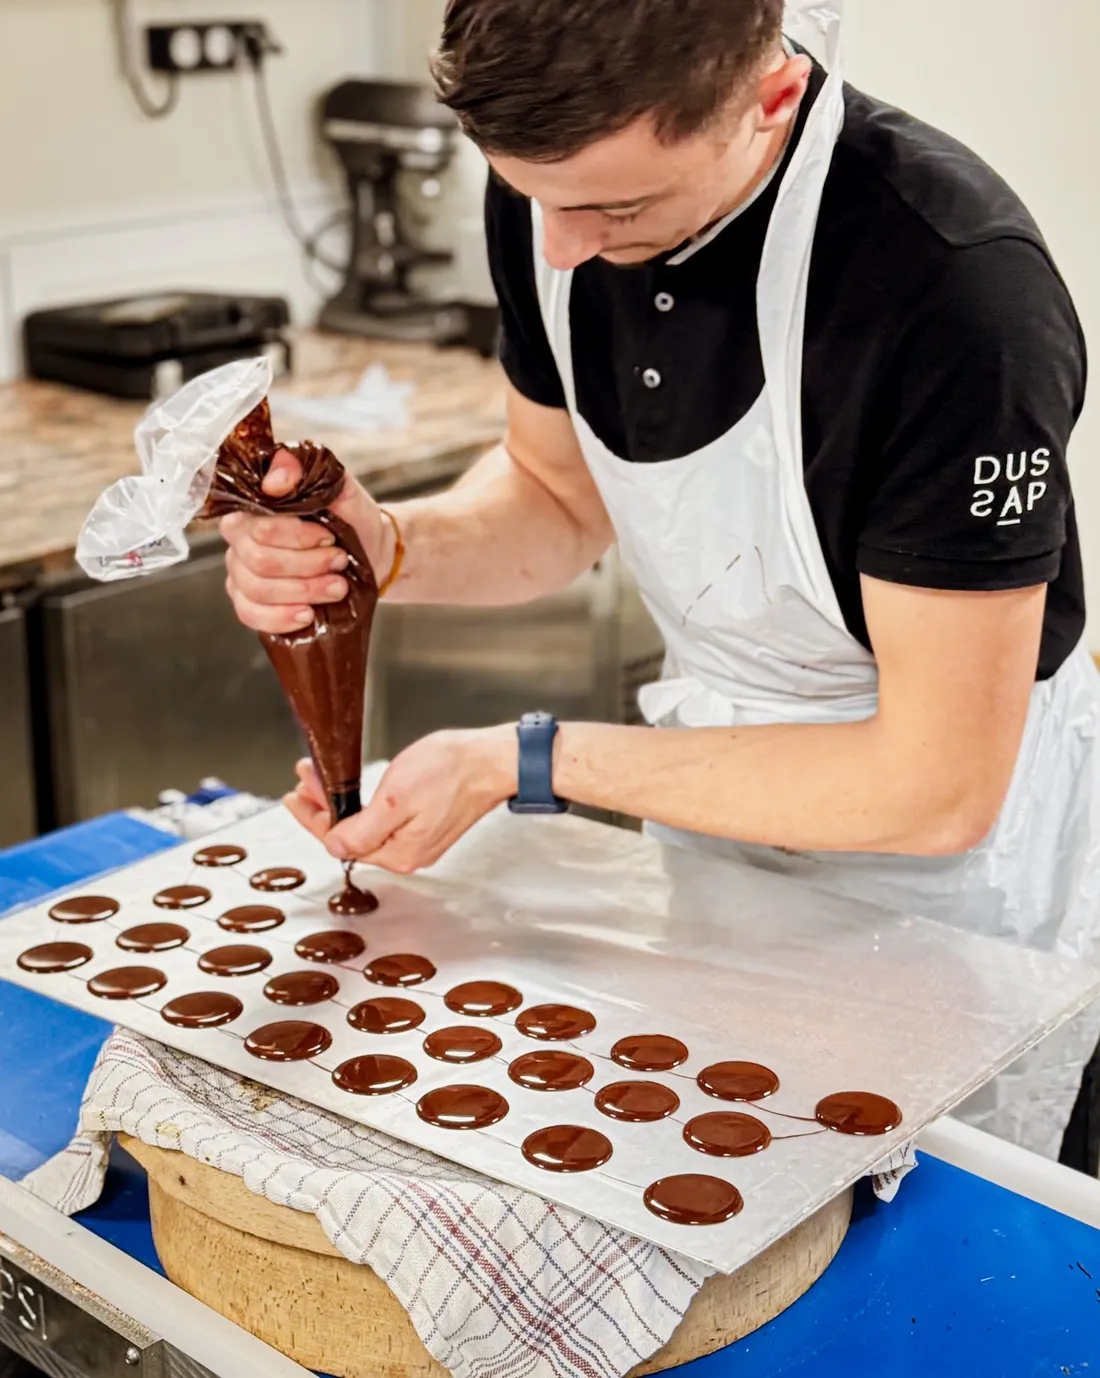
(246, 45), (348, 278)
(109, 0), (179, 119)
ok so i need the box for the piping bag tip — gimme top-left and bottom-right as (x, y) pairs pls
(331, 788), (362, 825)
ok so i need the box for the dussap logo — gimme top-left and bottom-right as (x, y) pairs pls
(970, 450), (1050, 527)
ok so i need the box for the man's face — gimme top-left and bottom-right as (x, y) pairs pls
(487, 56), (810, 271)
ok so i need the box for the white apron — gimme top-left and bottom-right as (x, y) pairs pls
(532, 2), (1100, 1159)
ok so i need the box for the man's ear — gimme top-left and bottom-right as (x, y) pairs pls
(754, 54), (813, 132)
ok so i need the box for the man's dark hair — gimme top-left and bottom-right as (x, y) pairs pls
(431, 0), (785, 162)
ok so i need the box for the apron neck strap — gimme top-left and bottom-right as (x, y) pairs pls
(784, 2), (844, 73)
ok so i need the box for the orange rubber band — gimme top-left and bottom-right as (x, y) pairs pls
(377, 508), (405, 597)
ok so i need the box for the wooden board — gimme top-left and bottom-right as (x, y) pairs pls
(122, 1134), (852, 1378)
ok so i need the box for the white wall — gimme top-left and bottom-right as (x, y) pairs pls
(844, 0), (1100, 647)
(0, 0), (387, 380)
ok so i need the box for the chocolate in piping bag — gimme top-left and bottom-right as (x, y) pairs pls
(202, 400), (377, 823)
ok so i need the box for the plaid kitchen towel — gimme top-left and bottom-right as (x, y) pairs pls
(23, 1028), (713, 1378)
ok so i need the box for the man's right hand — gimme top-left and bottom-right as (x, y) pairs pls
(221, 448), (393, 634)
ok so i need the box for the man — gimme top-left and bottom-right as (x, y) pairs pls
(221, 0), (1099, 1165)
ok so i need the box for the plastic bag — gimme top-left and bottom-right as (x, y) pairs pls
(75, 356), (274, 581)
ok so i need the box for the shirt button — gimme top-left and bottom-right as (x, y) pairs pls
(655, 292), (675, 313)
(641, 367), (662, 389)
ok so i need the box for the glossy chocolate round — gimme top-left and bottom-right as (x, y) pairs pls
(422, 1026), (504, 1064)
(815, 1091), (903, 1136)
(509, 1051), (595, 1092)
(153, 884), (211, 910)
(594, 1080), (680, 1122)
(244, 1020), (332, 1062)
(48, 895), (119, 924)
(250, 867), (306, 892)
(348, 997), (425, 1034)
(116, 923), (189, 953)
(610, 1034), (689, 1072)
(364, 953), (437, 988)
(197, 944), (273, 977)
(683, 1112), (772, 1157)
(443, 980), (522, 1018)
(264, 971), (340, 1006)
(643, 1174), (744, 1226)
(18, 941), (93, 974)
(328, 882), (379, 916)
(332, 1054), (417, 1096)
(697, 1061), (780, 1102)
(521, 1126), (613, 1173)
(416, 1085), (509, 1130)
(294, 930), (366, 964)
(87, 966), (167, 1000)
(192, 844), (247, 867)
(161, 991), (244, 1028)
(515, 1004), (597, 1041)
(218, 905), (285, 933)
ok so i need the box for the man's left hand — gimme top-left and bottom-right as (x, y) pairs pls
(284, 726), (517, 874)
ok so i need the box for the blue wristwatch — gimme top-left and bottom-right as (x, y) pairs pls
(508, 712), (569, 815)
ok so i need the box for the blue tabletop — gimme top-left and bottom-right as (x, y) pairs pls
(2, 816), (1098, 1378)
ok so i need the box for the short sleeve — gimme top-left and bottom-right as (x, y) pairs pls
(485, 175), (567, 409)
(856, 238), (1086, 590)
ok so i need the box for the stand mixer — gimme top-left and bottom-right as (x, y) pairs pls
(319, 79), (473, 346)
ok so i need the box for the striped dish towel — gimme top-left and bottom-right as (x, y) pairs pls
(23, 1028), (711, 1378)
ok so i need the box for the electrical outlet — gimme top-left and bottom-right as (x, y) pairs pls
(145, 21), (269, 74)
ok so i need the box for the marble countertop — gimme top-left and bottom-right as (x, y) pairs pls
(0, 331), (506, 580)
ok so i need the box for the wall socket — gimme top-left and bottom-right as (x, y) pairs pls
(145, 22), (271, 74)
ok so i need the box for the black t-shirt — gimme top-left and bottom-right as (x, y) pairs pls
(486, 63), (1088, 680)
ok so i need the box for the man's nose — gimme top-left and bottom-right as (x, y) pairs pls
(540, 209), (603, 271)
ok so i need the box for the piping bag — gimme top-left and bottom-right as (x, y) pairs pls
(200, 399), (378, 825)
(75, 357), (378, 825)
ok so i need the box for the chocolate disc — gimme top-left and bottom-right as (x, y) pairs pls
(328, 883), (379, 916)
(162, 991), (244, 1028)
(333, 1054), (417, 1096)
(88, 966), (167, 1000)
(250, 867), (306, 892)
(264, 971), (340, 1006)
(509, 1051), (595, 1092)
(416, 1085), (509, 1130)
(117, 922), (189, 953)
(348, 997), (425, 1034)
(443, 980), (522, 1018)
(594, 1080), (680, 1122)
(610, 1033), (689, 1072)
(192, 844), (247, 867)
(218, 905), (285, 933)
(48, 895), (119, 924)
(364, 953), (437, 988)
(643, 1174), (743, 1226)
(18, 942), (93, 974)
(294, 930), (366, 964)
(515, 1004), (597, 1041)
(697, 1061), (779, 1102)
(815, 1091), (903, 1136)
(683, 1112), (771, 1157)
(198, 944), (273, 977)
(245, 1020), (332, 1062)
(423, 1026), (504, 1064)
(153, 884), (211, 910)
(521, 1126), (613, 1173)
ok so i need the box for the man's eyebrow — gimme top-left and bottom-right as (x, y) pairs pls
(488, 170), (668, 213)
(560, 194), (663, 212)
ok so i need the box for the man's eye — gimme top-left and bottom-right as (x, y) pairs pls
(604, 209), (642, 224)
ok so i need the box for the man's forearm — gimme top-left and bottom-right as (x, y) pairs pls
(550, 718), (1007, 857)
(380, 444), (609, 606)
